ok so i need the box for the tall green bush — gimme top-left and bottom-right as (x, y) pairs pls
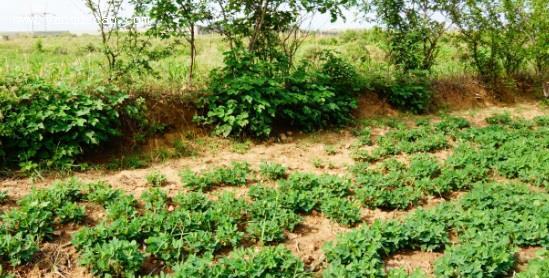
(196, 48), (361, 137)
(0, 75), (145, 170)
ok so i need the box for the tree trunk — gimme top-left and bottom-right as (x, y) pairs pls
(189, 24), (196, 87)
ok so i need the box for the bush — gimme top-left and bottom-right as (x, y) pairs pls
(0, 75), (145, 170)
(79, 239), (144, 277)
(386, 73), (432, 114)
(434, 234), (516, 278)
(146, 170), (168, 187)
(196, 48), (361, 137)
(259, 161), (287, 180)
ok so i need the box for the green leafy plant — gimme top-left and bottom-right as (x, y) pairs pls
(0, 191), (8, 204)
(79, 238), (144, 277)
(0, 75), (145, 170)
(56, 203), (86, 224)
(196, 47), (360, 137)
(146, 170), (168, 187)
(434, 234), (516, 278)
(259, 161), (288, 180)
(320, 198), (361, 226)
(180, 161), (250, 191)
(0, 232), (40, 266)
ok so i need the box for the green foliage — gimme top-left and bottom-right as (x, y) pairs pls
(358, 125), (447, 161)
(0, 75), (145, 170)
(247, 199), (302, 243)
(385, 74), (432, 114)
(141, 188), (168, 212)
(196, 47), (360, 137)
(441, 0), (543, 88)
(386, 268), (427, 278)
(0, 191), (8, 204)
(259, 161), (287, 180)
(180, 161), (250, 191)
(79, 238), (144, 278)
(146, 170), (168, 187)
(324, 182), (548, 278)
(355, 163), (424, 210)
(216, 246), (310, 277)
(320, 198), (361, 227)
(56, 203), (86, 224)
(370, 0), (444, 73)
(0, 179), (86, 266)
(0, 232), (40, 266)
(172, 246), (309, 278)
(434, 234), (516, 278)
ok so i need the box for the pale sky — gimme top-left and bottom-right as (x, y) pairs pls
(0, 0), (368, 33)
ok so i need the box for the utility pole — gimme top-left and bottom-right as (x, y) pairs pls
(27, 12), (55, 33)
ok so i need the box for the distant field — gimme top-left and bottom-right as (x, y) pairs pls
(0, 31), (470, 94)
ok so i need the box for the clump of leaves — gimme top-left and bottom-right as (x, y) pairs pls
(0, 191), (8, 204)
(259, 161), (287, 180)
(79, 239), (144, 277)
(141, 188), (168, 212)
(172, 192), (211, 212)
(0, 232), (40, 266)
(146, 170), (168, 187)
(56, 203), (86, 224)
(246, 199), (302, 243)
(320, 198), (361, 226)
(434, 234), (516, 278)
(180, 161), (250, 191)
(196, 48), (360, 137)
(485, 112), (513, 125)
(355, 126), (373, 145)
(0, 75), (145, 170)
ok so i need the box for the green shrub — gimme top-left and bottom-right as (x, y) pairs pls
(79, 238), (144, 277)
(56, 203), (86, 224)
(382, 73), (432, 114)
(320, 198), (361, 226)
(180, 161), (250, 191)
(216, 246), (309, 277)
(141, 188), (168, 212)
(434, 234), (516, 278)
(259, 161), (288, 180)
(247, 200), (302, 243)
(146, 170), (168, 187)
(0, 191), (8, 204)
(0, 75), (145, 170)
(196, 48), (361, 137)
(0, 232), (40, 266)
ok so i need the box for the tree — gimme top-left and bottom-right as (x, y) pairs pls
(84, 0), (125, 78)
(525, 0), (549, 78)
(367, 0), (445, 73)
(141, 0), (211, 85)
(442, 0), (533, 87)
(84, 0), (156, 81)
(210, 0), (355, 67)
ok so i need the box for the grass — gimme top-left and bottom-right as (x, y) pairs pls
(0, 30), (473, 95)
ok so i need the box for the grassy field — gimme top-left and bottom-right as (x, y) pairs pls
(0, 103), (547, 277)
(0, 31), (471, 94)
